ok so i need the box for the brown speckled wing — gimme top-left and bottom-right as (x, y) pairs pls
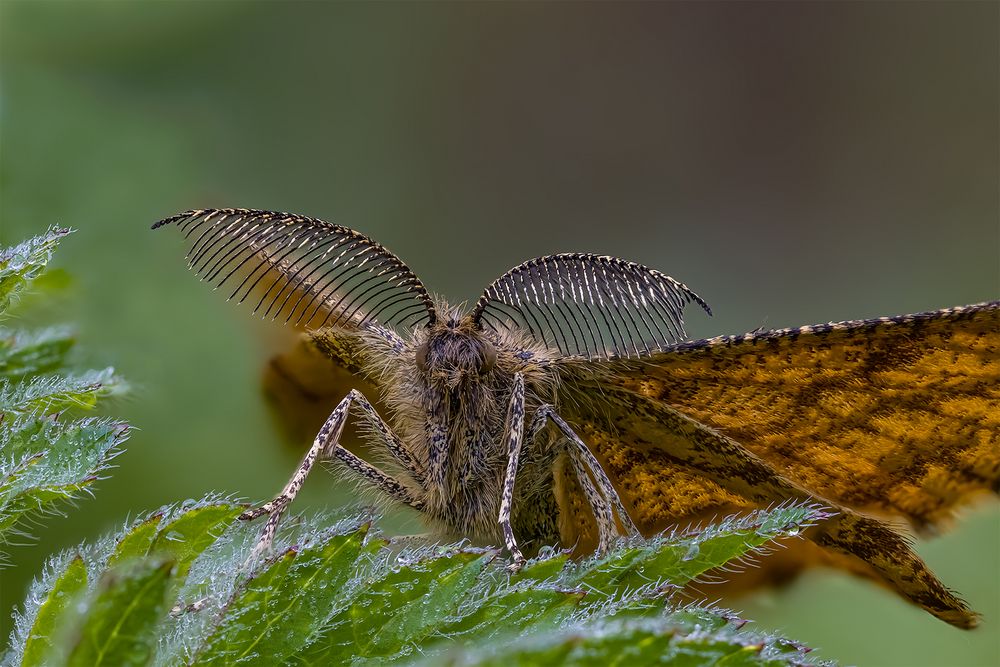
(583, 301), (1000, 531)
(558, 301), (998, 628)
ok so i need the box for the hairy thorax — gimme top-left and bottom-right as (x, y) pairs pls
(359, 310), (563, 545)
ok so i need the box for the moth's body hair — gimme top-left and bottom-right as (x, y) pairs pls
(338, 304), (568, 547)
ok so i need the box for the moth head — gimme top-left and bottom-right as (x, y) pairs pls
(415, 315), (498, 387)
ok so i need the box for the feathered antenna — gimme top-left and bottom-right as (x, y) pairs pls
(471, 253), (710, 359)
(153, 208), (436, 330)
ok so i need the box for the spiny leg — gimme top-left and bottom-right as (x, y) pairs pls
(566, 448), (615, 552)
(526, 410), (615, 551)
(348, 388), (425, 484)
(531, 405), (640, 539)
(499, 373), (527, 568)
(240, 388), (423, 558)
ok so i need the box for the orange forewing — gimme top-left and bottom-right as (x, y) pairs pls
(579, 301), (999, 532)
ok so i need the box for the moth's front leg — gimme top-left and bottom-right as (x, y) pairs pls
(499, 373), (527, 570)
(529, 405), (640, 552)
(241, 388), (423, 559)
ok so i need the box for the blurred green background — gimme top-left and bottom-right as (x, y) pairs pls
(1, 2), (997, 664)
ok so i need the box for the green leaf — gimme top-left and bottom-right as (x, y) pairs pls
(0, 327), (75, 379)
(0, 368), (127, 415)
(195, 523), (374, 666)
(0, 232), (131, 562)
(566, 502), (831, 594)
(148, 502), (243, 580)
(430, 585), (584, 645)
(0, 417), (130, 546)
(421, 617), (818, 667)
(0, 227), (71, 316)
(65, 558), (174, 667)
(311, 548), (491, 663)
(510, 551), (569, 583)
(7, 500), (833, 667)
(371, 550), (491, 656)
(20, 553), (89, 667)
(107, 514), (164, 568)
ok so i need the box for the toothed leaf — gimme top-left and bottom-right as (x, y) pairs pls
(194, 523), (375, 665)
(301, 548), (492, 663)
(0, 228), (71, 316)
(107, 514), (164, 568)
(0, 417), (130, 548)
(428, 586), (584, 646)
(0, 368), (126, 416)
(0, 233), (132, 564)
(566, 503), (832, 593)
(146, 503), (243, 580)
(8, 500), (831, 667)
(419, 617), (819, 667)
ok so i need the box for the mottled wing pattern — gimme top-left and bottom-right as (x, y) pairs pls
(567, 301), (1000, 533)
(472, 254), (711, 359)
(153, 208), (436, 331)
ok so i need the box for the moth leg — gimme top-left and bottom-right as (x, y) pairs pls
(499, 373), (527, 569)
(241, 388), (423, 558)
(348, 389), (425, 484)
(531, 405), (640, 541)
(567, 447), (616, 553)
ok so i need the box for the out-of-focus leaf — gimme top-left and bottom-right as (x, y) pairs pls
(422, 617), (819, 667)
(0, 327), (75, 379)
(20, 554), (88, 667)
(0, 368), (126, 415)
(65, 558), (174, 667)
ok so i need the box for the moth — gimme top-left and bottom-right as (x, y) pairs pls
(154, 208), (999, 629)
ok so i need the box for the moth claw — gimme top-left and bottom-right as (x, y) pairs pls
(507, 555), (527, 574)
(239, 495), (290, 522)
(238, 506), (267, 521)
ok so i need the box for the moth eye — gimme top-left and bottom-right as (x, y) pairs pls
(480, 342), (497, 375)
(415, 341), (430, 372)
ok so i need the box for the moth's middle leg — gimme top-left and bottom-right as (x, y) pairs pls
(240, 388), (423, 558)
(529, 405), (640, 551)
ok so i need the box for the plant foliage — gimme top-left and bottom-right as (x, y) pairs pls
(0, 229), (130, 554)
(6, 499), (833, 666)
